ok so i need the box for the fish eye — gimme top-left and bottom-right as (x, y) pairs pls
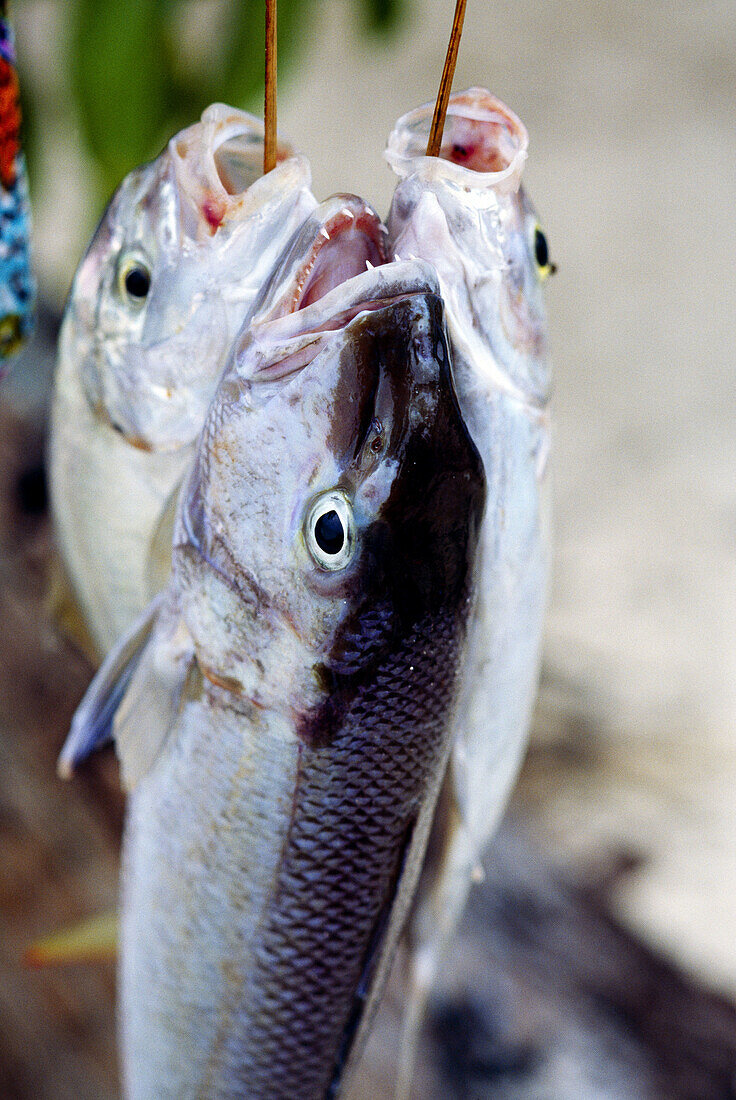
(118, 253), (151, 304)
(304, 491), (355, 571)
(531, 224), (556, 281)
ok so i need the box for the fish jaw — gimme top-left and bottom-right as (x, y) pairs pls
(386, 86), (551, 409)
(247, 192), (389, 325)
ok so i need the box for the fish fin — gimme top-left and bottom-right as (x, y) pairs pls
(23, 912), (118, 968)
(394, 945), (435, 1100)
(46, 554), (100, 664)
(147, 474), (184, 596)
(114, 607), (199, 790)
(57, 594), (165, 779)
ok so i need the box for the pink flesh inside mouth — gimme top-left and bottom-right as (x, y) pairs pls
(440, 114), (519, 173)
(288, 206), (387, 315)
(255, 208), (424, 380)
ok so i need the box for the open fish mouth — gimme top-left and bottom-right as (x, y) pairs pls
(274, 198), (387, 317)
(170, 104), (302, 236)
(240, 195), (439, 383)
(385, 86), (528, 192)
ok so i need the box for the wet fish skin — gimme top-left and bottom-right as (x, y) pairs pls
(49, 104), (316, 654)
(385, 87), (553, 1051)
(97, 259), (484, 1099)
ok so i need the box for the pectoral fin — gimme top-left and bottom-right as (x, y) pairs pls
(58, 593), (199, 790)
(57, 594), (164, 779)
(114, 611), (199, 790)
(147, 474), (183, 597)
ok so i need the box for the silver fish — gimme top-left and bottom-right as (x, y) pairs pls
(49, 104), (317, 655)
(385, 87), (554, 1079)
(61, 218), (485, 1097)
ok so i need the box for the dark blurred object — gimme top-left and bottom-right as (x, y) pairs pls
(422, 824), (736, 1099)
(355, 0), (408, 33)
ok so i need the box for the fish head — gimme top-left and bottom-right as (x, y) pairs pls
(173, 200), (485, 733)
(62, 104), (316, 451)
(386, 87), (553, 406)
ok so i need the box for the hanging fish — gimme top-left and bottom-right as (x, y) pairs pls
(60, 197), (485, 1096)
(49, 104), (317, 656)
(0, 0), (34, 367)
(384, 87), (555, 1083)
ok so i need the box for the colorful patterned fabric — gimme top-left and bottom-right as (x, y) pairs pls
(0, 1), (34, 367)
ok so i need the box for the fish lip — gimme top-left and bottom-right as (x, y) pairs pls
(227, 196), (432, 384)
(169, 104), (310, 236)
(385, 86), (528, 193)
(242, 259), (442, 384)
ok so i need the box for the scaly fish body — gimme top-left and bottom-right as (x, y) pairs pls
(50, 104), (316, 654)
(385, 88), (553, 1030)
(65, 220), (486, 1097)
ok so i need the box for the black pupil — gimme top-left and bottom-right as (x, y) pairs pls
(534, 228), (549, 269)
(125, 264), (150, 299)
(314, 510), (344, 556)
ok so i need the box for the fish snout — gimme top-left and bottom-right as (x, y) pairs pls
(340, 291), (486, 618)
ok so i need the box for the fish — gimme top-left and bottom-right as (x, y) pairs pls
(384, 87), (554, 1085)
(49, 104), (317, 656)
(0, 0), (34, 367)
(60, 201), (485, 1097)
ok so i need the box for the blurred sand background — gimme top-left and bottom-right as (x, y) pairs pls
(1, 1), (735, 1096)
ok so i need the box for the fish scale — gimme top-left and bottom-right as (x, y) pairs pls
(223, 612), (462, 1099)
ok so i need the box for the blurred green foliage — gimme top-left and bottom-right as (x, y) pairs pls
(18, 0), (408, 207)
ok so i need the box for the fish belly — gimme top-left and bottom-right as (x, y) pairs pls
(414, 386), (550, 965)
(453, 388), (550, 845)
(120, 698), (299, 1100)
